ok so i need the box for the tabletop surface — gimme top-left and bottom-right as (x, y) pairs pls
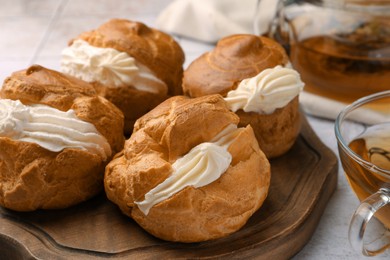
(0, 0), (388, 259)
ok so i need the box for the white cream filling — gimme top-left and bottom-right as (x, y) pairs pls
(0, 99), (111, 161)
(224, 65), (304, 114)
(135, 124), (242, 215)
(61, 39), (167, 94)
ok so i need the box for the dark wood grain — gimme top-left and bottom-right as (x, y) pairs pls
(0, 114), (338, 259)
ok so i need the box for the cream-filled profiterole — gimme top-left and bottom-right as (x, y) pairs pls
(0, 65), (124, 211)
(61, 19), (185, 134)
(183, 34), (304, 158)
(104, 94), (271, 242)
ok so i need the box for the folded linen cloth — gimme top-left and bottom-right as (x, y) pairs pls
(300, 91), (388, 125)
(156, 0), (278, 43)
(300, 91), (347, 121)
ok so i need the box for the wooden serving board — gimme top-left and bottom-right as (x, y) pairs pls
(0, 114), (338, 259)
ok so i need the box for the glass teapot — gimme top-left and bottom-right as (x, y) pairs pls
(257, 0), (390, 103)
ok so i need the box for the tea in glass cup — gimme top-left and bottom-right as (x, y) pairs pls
(335, 90), (390, 256)
(269, 0), (390, 104)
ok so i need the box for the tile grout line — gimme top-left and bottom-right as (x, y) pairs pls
(29, 0), (69, 65)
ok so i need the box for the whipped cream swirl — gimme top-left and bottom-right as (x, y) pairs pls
(136, 124), (242, 215)
(0, 99), (111, 160)
(224, 65), (304, 114)
(61, 39), (167, 94)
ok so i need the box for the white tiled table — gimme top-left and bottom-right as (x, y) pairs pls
(0, 0), (388, 259)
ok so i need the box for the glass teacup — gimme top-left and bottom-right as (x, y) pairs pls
(335, 90), (390, 256)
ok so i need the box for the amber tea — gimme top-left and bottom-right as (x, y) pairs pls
(341, 122), (390, 228)
(290, 21), (390, 103)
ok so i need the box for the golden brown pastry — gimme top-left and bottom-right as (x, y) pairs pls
(183, 34), (304, 158)
(0, 65), (125, 211)
(105, 94), (270, 242)
(61, 18), (185, 134)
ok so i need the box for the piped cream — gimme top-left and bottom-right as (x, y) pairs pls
(0, 99), (111, 160)
(135, 124), (242, 215)
(224, 65), (304, 114)
(61, 39), (167, 94)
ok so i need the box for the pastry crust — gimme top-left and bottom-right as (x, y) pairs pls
(105, 94), (270, 242)
(237, 97), (301, 158)
(183, 35), (288, 97)
(0, 65), (125, 211)
(182, 35), (300, 158)
(72, 19), (185, 133)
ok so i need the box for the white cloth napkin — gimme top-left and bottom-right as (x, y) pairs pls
(300, 91), (389, 125)
(156, 0), (278, 43)
(299, 91), (348, 121)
